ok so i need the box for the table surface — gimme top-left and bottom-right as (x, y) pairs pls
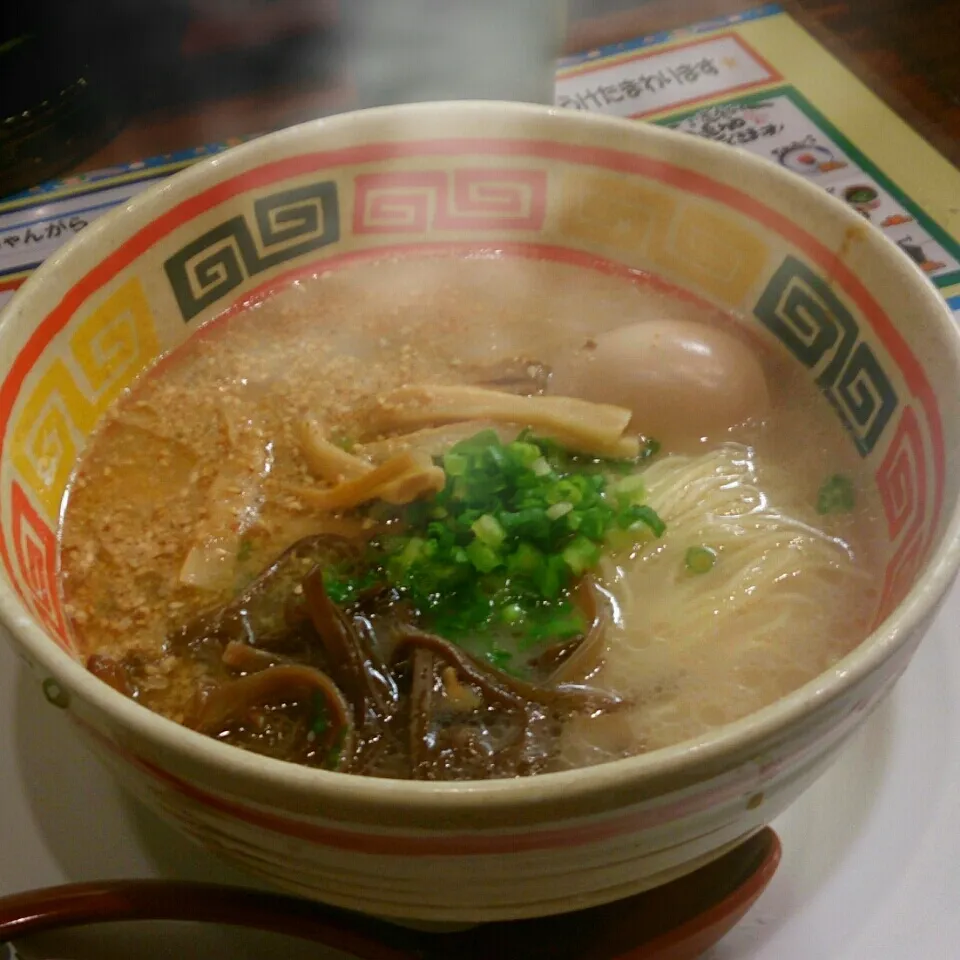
(72, 0), (959, 174)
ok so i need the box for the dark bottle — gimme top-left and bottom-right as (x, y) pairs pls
(0, 1), (180, 198)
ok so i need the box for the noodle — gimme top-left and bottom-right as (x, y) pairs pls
(555, 444), (877, 768)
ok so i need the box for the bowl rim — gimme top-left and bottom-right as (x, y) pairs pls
(3, 99), (960, 814)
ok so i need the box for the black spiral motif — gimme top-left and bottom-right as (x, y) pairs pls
(252, 182), (340, 270)
(754, 256), (859, 377)
(828, 341), (898, 455)
(164, 217), (252, 322)
(754, 255), (898, 456)
(164, 181), (340, 322)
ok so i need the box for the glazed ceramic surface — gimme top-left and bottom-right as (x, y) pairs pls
(1, 102), (958, 923)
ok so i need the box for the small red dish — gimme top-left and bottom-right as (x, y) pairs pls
(0, 828), (780, 960)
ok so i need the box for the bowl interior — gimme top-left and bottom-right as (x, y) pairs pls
(1, 101), (958, 697)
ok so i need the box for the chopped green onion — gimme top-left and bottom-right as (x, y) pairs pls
(501, 603), (525, 625)
(465, 540), (502, 573)
(443, 451), (469, 477)
(322, 565), (381, 606)
(577, 507), (608, 540)
(354, 429), (665, 651)
(546, 501), (573, 521)
(531, 456), (552, 477)
(562, 536), (602, 576)
(817, 474), (855, 515)
(507, 542), (544, 575)
(548, 478), (584, 506)
(471, 513), (506, 548)
(508, 441), (542, 465)
(399, 536), (428, 570)
(684, 545), (717, 574)
(620, 503), (667, 538)
(613, 473), (646, 503)
(534, 555), (567, 599)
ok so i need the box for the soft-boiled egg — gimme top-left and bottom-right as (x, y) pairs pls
(549, 320), (771, 450)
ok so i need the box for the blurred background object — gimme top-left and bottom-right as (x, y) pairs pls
(341, 0), (566, 107)
(139, 0), (340, 111)
(2, 0), (630, 196)
(1, 0), (957, 198)
(0, 0), (340, 197)
(0, 3), (131, 197)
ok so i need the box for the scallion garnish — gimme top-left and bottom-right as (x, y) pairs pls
(684, 545), (717, 574)
(326, 430), (666, 649)
(816, 474), (855, 515)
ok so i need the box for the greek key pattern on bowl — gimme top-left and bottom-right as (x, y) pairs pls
(875, 406), (930, 621)
(11, 481), (69, 648)
(11, 277), (160, 522)
(164, 181), (340, 322)
(754, 255), (898, 456)
(353, 169), (548, 235)
(557, 171), (770, 304)
(753, 254), (936, 621)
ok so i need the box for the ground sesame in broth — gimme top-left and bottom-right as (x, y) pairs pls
(60, 255), (691, 722)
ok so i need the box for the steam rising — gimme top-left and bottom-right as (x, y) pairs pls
(341, 0), (566, 107)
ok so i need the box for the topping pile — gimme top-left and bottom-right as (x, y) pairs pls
(329, 429), (664, 668)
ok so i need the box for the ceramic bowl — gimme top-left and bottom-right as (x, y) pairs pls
(1, 102), (958, 924)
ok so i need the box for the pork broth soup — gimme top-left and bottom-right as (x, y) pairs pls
(59, 255), (883, 780)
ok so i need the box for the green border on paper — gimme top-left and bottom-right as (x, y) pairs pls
(655, 84), (960, 290)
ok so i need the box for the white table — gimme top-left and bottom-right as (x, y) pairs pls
(2, 577), (958, 959)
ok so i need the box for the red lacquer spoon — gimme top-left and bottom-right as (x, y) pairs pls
(0, 828), (780, 960)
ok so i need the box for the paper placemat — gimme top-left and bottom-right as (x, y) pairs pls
(2, 3), (958, 320)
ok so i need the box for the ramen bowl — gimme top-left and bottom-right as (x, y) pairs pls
(1, 102), (959, 923)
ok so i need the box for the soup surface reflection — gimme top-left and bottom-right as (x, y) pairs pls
(59, 255), (883, 779)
